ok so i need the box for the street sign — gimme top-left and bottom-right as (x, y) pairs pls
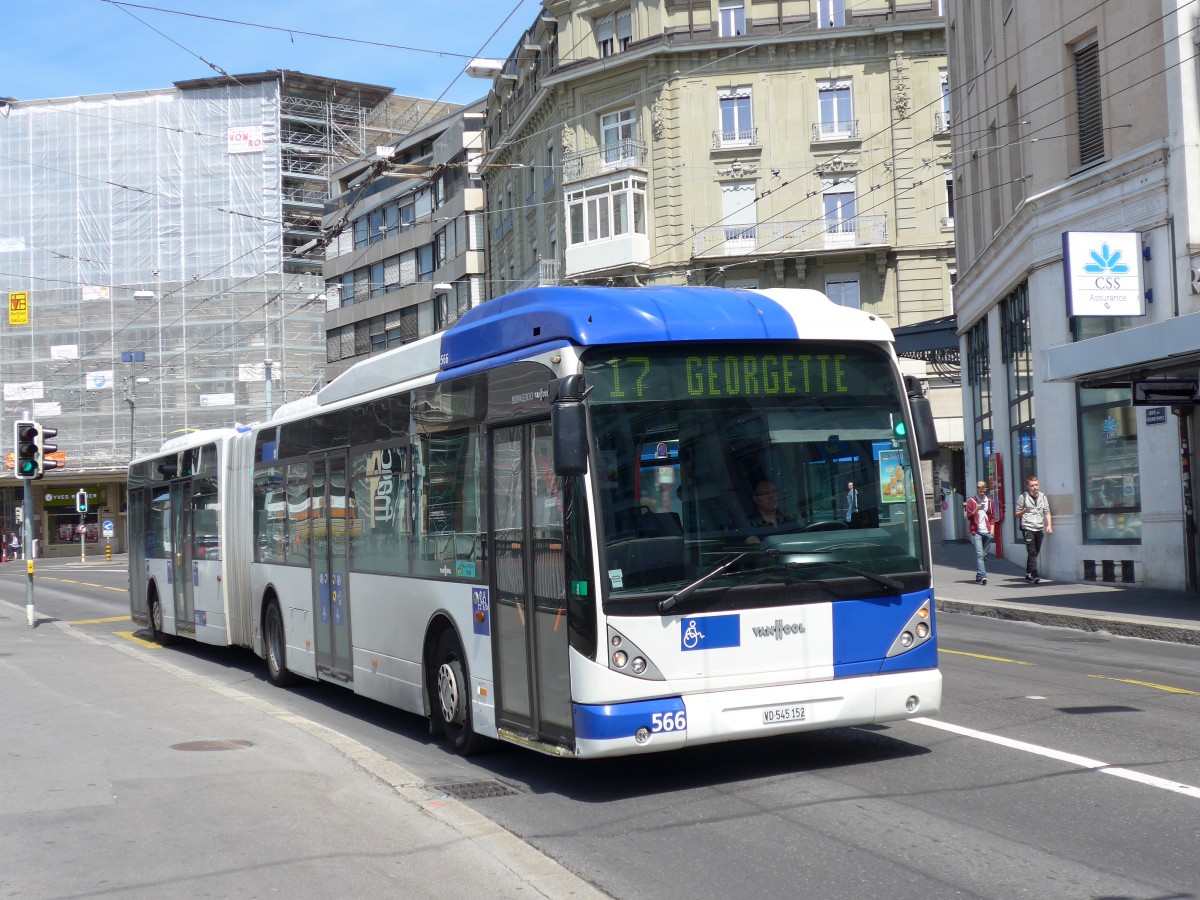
(1132, 379), (1200, 406)
(102, 520), (114, 538)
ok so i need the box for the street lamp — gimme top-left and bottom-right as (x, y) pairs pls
(124, 376), (151, 459)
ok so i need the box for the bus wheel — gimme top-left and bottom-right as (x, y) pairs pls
(264, 600), (297, 688)
(148, 589), (170, 644)
(432, 630), (484, 756)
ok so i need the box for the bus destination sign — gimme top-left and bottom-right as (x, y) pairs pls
(590, 352), (851, 403)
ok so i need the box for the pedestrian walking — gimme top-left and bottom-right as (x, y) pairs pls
(9, 532), (21, 560)
(1016, 475), (1052, 583)
(964, 481), (995, 584)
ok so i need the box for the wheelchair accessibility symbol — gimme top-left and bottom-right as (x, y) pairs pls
(682, 619), (705, 649)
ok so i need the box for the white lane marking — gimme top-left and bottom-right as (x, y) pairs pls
(913, 717), (1200, 800)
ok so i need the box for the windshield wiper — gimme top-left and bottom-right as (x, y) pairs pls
(783, 557), (904, 594)
(658, 551), (754, 614)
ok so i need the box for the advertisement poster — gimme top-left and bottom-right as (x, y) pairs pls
(879, 450), (908, 504)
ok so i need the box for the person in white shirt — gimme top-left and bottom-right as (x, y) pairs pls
(963, 481), (995, 584)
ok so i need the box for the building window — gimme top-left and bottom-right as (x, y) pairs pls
(937, 69), (951, 132)
(717, 88), (753, 146)
(943, 168), (955, 228)
(822, 178), (857, 235)
(617, 9), (632, 51)
(826, 275), (860, 309)
(565, 178), (647, 247)
(719, 0), (745, 37)
(369, 261), (385, 298)
(600, 108), (638, 166)
(596, 14), (614, 57)
(417, 244), (435, 282)
(818, 0), (845, 28)
(816, 79), (854, 140)
(1002, 282), (1035, 538)
(1074, 40), (1104, 166)
(1079, 387), (1141, 542)
(1008, 90), (1025, 211)
(967, 317), (993, 489)
(720, 180), (757, 249)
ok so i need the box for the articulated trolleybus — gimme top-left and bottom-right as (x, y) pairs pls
(129, 286), (941, 759)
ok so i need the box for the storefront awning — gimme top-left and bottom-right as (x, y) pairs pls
(1044, 312), (1200, 384)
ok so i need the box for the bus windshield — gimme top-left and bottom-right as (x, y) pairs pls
(584, 343), (928, 610)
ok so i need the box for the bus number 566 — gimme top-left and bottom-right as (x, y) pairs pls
(650, 711), (687, 733)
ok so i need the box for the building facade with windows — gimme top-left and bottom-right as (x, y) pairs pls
(948, 1), (1200, 589)
(0, 72), (426, 555)
(477, 0), (960, 494)
(321, 102), (488, 380)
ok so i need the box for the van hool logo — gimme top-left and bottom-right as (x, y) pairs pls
(752, 619), (807, 640)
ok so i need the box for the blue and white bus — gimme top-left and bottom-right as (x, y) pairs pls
(129, 286), (941, 758)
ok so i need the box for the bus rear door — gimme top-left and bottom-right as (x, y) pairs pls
(309, 453), (353, 682)
(169, 479), (195, 635)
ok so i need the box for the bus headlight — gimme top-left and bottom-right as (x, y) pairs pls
(885, 602), (935, 658)
(605, 627), (665, 680)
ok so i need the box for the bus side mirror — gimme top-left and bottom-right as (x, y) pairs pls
(550, 375), (589, 477)
(905, 376), (940, 461)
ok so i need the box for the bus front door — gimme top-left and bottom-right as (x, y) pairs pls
(310, 454), (353, 682)
(490, 422), (573, 748)
(169, 479), (195, 635)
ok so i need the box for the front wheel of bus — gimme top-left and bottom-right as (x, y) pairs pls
(264, 600), (297, 688)
(432, 630), (484, 756)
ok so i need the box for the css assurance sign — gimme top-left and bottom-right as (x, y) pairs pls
(1062, 231), (1145, 317)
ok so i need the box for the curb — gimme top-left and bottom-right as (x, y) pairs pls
(936, 597), (1200, 646)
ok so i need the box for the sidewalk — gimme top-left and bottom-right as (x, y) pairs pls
(0, 598), (603, 899)
(933, 538), (1200, 645)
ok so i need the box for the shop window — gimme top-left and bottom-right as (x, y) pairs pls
(1079, 387), (1141, 542)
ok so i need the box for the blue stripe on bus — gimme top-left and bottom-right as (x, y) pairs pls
(832, 589), (934, 677)
(439, 286), (800, 371)
(573, 696), (687, 741)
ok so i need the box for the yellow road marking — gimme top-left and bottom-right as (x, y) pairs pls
(69, 616), (131, 625)
(1087, 674), (1198, 695)
(941, 648), (1034, 666)
(103, 586), (127, 593)
(115, 630), (162, 648)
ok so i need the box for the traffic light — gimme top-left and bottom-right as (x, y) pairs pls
(13, 420), (58, 480)
(76, 489), (88, 513)
(38, 425), (58, 479)
(14, 421), (38, 479)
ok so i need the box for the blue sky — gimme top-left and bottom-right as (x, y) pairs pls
(2, 0), (539, 104)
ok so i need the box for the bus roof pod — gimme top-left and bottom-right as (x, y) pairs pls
(316, 286), (897, 407)
(438, 285), (895, 372)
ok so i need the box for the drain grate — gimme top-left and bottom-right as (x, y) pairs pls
(171, 740), (254, 752)
(427, 779), (524, 800)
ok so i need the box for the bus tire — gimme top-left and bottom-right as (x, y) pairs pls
(264, 599), (298, 688)
(147, 587), (170, 644)
(431, 629), (484, 756)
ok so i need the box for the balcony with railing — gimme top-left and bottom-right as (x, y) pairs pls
(510, 257), (561, 293)
(692, 215), (888, 258)
(563, 139), (647, 184)
(712, 127), (760, 150)
(811, 120), (860, 142)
